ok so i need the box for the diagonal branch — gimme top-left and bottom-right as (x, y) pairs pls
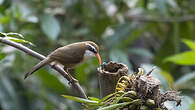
(0, 37), (87, 99)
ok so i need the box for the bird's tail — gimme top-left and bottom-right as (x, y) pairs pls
(24, 57), (53, 79)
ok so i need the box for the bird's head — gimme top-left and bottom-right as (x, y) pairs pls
(84, 41), (101, 65)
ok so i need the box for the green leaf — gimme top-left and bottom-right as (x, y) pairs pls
(112, 91), (133, 104)
(4, 37), (34, 46)
(62, 95), (99, 104)
(97, 102), (130, 110)
(0, 32), (6, 37)
(183, 39), (195, 51)
(110, 49), (132, 70)
(0, 53), (6, 61)
(0, 15), (10, 24)
(190, 100), (195, 110)
(164, 51), (195, 65)
(40, 14), (60, 40)
(0, 32), (24, 38)
(6, 32), (24, 38)
(89, 97), (100, 102)
(99, 92), (119, 104)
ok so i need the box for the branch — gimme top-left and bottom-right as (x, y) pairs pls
(125, 14), (195, 22)
(0, 37), (87, 99)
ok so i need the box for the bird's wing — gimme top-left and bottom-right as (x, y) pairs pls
(49, 44), (85, 64)
(24, 57), (53, 79)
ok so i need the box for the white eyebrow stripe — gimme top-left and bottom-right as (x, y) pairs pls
(86, 43), (96, 51)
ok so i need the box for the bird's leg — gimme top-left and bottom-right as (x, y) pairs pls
(64, 68), (78, 84)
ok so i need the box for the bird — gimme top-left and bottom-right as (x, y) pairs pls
(24, 41), (101, 80)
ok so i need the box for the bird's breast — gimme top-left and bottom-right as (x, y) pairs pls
(83, 50), (95, 61)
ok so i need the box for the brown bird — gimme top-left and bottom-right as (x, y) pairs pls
(24, 41), (101, 80)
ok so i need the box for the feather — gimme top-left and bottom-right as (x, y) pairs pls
(24, 57), (53, 79)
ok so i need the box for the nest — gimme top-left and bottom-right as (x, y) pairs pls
(98, 62), (181, 110)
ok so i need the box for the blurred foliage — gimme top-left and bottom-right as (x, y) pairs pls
(190, 100), (195, 110)
(165, 39), (195, 65)
(0, 0), (195, 109)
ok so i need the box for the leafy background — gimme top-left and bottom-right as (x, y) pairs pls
(0, 0), (195, 110)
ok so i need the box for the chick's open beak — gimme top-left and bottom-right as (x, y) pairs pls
(95, 53), (101, 65)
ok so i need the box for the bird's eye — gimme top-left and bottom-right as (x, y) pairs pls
(87, 44), (97, 53)
(89, 46), (97, 53)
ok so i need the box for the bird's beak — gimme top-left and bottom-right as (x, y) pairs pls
(95, 53), (101, 65)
